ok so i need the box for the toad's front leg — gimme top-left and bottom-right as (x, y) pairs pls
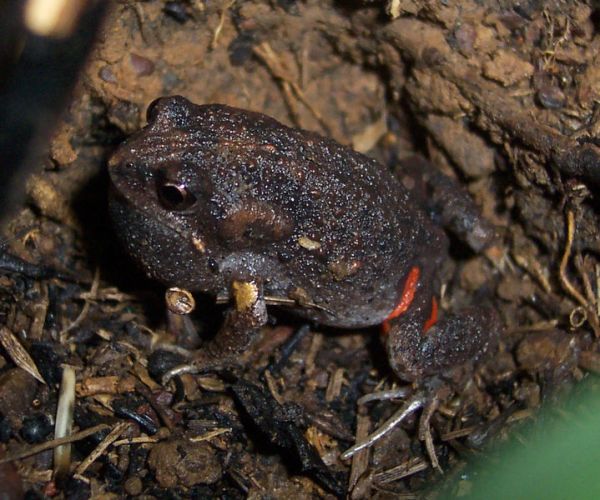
(207, 280), (268, 358)
(162, 280), (267, 383)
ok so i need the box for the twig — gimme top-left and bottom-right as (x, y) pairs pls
(341, 397), (424, 460)
(559, 211), (588, 307)
(0, 424), (110, 464)
(135, 382), (176, 431)
(383, 18), (600, 186)
(512, 252), (552, 294)
(189, 428), (231, 443)
(304, 332), (322, 376)
(575, 255), (598, 311)
(211, 0), (235, 49)
(74, 422), (129, 475)
(325, 368), (345, 402)
(508, 319), (559, 334)
(418, 396), (442, 473)
(263, 370), (284, 405)
(357, 388), (411, 405)
(253, 42), (333, 135)
(113, 436), (159, 447)
(559, 210), (600, 336)
(61, 267), (100, 340)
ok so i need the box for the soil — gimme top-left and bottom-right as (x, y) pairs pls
(1, 0), (599, 498)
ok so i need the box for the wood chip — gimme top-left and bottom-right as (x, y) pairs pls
(263, 369), (284, 405)
(29, 283), (49, 340)
(77, 375), (136, 397)
(373, 457), (429, 484)
(305, 333), (323, 376)
(0, 326), (45, 384)
(325, 368), (345, 402)
(196, 375), (226, 392)
(348, 413), (371, 491)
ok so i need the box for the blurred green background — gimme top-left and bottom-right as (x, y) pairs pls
(437, 378), (600, 499)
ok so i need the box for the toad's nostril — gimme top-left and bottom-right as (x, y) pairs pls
(107, 163), (131, 189)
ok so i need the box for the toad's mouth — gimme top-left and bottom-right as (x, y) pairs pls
(108, 190), (223, 293)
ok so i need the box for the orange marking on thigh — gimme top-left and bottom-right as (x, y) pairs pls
(423, 296), (438, 332)
(381, 266), (420, 337)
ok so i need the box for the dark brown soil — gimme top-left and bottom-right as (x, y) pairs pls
(1, 1), (599, 498)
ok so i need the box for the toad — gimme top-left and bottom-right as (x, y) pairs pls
(108, 96), (501, 463)
(109, 96), (498, 380)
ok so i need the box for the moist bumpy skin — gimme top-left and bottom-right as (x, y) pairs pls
(109, 96), (497, 381)
(109, 96), (439, 327)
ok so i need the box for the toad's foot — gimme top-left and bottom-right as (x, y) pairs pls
(340, 379), (451, 472)
(161, 351), (237, 385)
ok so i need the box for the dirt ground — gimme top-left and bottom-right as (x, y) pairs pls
(1, 0), (600, 498)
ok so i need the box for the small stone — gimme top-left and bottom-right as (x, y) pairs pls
(20, 413), (53, 443)
(516, 330), (577, 377)
(129, 53), (155, 77)
(459, 257), (489, 292)
(536, 84), (566, 109)
(496, 274), (536, 302)
(163, 1), (191, 23)
(98, 65), (117, 83)
(148, 439), (222, 488)
(454, 23), (476, 53)
(124, 476), (143, 496)
(0, 369), (38, 421)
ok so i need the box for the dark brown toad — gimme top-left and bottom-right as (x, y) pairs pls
(108, 95), (499, 382)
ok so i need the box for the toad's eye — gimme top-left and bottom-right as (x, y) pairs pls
(157, 181), (197, 211)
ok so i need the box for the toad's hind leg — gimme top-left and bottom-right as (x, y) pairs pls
(384, 265), (500, 382)
(396, 155), (497, 252)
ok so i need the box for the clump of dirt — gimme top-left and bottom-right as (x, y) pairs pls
(1, 0), (599, 498)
